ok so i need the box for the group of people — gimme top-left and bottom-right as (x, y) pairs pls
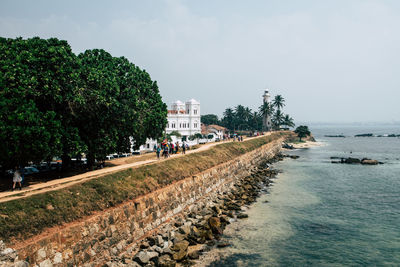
(155, 141), (189, 159)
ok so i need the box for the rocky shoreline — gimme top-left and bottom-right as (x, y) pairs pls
(105, 154), (285, 267)
(0, 152), (289, 267)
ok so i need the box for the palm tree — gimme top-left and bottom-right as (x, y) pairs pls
(222, 108), (234, 130)
(259, 102), (274, 131)
(273, 95), (285, 111)
(259, 102), (274, 118)
(283, 114), (295, 128)
(272, 109), (284, 130)
(234, 105), (246, 130)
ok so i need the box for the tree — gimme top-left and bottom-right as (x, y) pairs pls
(283, 114), (295, 128)
(221, 108), (235, 130)
(0, 37), (81, 170)
(201, 114), (219, 125)
(272, 109), (284, 130)
(294, 125), (311, 141)
(75, 50), (167, 166)
(273, 95), (285, 111)
(259, 102), (274, 131)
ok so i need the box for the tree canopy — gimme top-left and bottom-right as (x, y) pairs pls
(201, 114), (219, 125)
(0, 37), (167, 170)
(294, 125), (311, 141)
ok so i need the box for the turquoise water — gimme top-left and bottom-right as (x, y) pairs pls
(206, 126), (400, 266)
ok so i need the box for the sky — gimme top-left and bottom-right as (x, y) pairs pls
(1, 0), (399, 123)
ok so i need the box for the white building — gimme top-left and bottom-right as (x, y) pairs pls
(262, 90), (272, 131)
(201, 124), (227, 141)
(166, 99), (201, 139)
(137, 99), (201, 152)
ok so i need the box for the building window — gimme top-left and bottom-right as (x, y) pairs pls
(194, 109), (197, 115)
(167, 123), (169, 128)
(187, 109), (189, 114)
(194, 123), (198, 128)
(180, 123), (182, 128)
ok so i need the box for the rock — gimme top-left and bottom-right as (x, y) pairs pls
(179, 225), (191, 236)
(156, 235), (164, 246)
(39, 259), (53, 267)
(140, 241), (150, 249)
(147, 251), (159, 260)
(0, 241), (5, 250)
(217, 242), (230, 248)
(361, 159), (379, 165)
(187, 244), (204, 260)
(14, 261), (29, 267)
(46, 204), (54, 210)
(208, 217), (222, 235)
(157, 254), (176, 267)
(134, 251), (150, 265)
(345, 157), (361, 164)
(53, 252), (63, 264)
(0, 247), (17, 261)
(171, 240), (189, 261)
(125, 261), (141, 267)
(237, 213), (248, 219)
(172, 233), (186, 243)
(147, 236), (156, 246)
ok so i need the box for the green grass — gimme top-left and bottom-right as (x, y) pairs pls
(0, 132), (287, 243)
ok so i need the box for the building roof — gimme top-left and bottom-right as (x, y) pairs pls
(173, 100), (184, 105)
(185, 98), (200, 104)
(201, 124), (227, 134)
(207, 124), (227, 131)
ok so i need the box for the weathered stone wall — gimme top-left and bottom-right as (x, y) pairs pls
(9, 138), (283, 266)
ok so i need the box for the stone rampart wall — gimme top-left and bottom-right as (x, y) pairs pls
(12, 138), (283, 266)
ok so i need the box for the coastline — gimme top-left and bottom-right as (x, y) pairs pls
(288, 140), (324, 149)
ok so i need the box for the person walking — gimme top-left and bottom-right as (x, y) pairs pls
(175, 142), (179, 154)
(12, 166), (22, 191)
(164, 144), (169, 159)
(156, 145), (161, 160)
(182, 142), (186, 154)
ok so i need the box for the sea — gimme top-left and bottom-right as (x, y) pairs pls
(201, 125), (400, 267)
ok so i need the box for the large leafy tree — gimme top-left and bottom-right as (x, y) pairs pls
(0, 37), (81, 169)
(295, 125), (311, 141)
(201, 114), (219, 125)
(75, 50), (167, 166)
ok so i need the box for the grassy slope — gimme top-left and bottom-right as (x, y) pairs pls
(0, 133), (287, 243)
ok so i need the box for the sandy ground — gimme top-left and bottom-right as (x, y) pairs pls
(289, 141), (325, 149)
(0, 134), (271, 203)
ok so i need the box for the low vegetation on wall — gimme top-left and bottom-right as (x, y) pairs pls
(0, 132), (288, 243)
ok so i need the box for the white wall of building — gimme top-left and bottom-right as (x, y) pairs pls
(166, 99), (201, 138)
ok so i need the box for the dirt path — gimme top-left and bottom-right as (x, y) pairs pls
(0, 134), (270, 203)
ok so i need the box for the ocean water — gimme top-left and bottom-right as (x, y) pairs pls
(204, 126), (400, 267)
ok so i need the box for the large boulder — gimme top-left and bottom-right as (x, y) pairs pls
(172, 240), (189, 261)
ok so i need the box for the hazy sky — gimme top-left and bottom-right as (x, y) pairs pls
(1, 0), (399, 123)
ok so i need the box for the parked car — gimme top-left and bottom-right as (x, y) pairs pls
(23, 166), (39, 175)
